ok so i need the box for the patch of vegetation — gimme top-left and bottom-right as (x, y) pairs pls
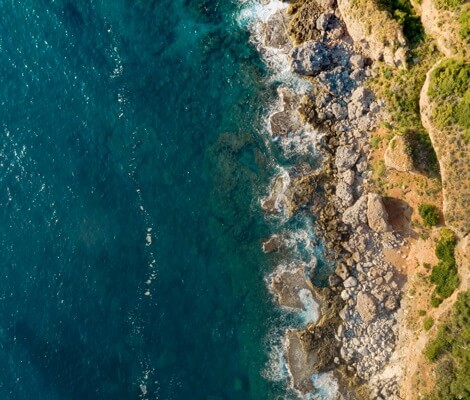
(378, 0), (424, 44)
(423, 316), (435, 330)
(459, 6), (470, 44)
(370, 135), (382, 149)
(418, 309), (427, 316)
(423, 291), (470, 400)
(428, 58), (470, 131)
(431, 294), (443, 307)
(430, 228), (459, 301)
(370, 39), (440, 133)
(433, 0), (465, 11)
(418, 203), (440, 226)
(406, 130), (440, 177)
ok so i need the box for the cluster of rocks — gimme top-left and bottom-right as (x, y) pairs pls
(258, 1), (406, 399)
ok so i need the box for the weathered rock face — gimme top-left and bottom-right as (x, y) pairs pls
(262, 235), (283, 253)
(270, 266), (316, 311)
(262, 9), (291, 50)
(347, 87), (374, 119)
(335, 145), (360, 172)
(356, 292), (377, 323)
(337, 0), (407, 67)
(261, 169), (321, 217)
(384, 135), (414, 172)
(290, 41), (331, 76)
(270, 110), (304, 137)
(367, 193), (391, 232)
(285, 322), (339, 394)
(342, 195), (368, 227)
(269, 87), (304, 138)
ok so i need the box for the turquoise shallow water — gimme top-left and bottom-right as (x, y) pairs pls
(0, 1), (330, 399)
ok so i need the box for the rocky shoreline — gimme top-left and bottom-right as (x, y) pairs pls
(250, 1), (408, 398)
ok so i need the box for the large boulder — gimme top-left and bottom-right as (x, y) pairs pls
(384, 135), (414, 172)
(269, 266), (316, 311)
(337, 0), (408, 67)
(262, 10), (291, 50)
(335, 145), (360, 172)
(356, 291), (378, 323)
(285, 323), (338, 394)
(367, 193), (391, 232)
(290, 41), (331, 76)
(342, 195), (368, 227)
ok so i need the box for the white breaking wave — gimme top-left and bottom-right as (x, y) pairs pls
(236, 1), (340, 398)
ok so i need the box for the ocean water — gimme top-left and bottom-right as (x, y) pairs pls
(0, 1), (328, 399)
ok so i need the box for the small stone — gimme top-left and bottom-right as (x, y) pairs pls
(343, 276), (358, 288)
(350, 54), (365, 69)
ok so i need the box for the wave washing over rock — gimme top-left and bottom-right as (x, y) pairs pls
(238, 1), (409, 399)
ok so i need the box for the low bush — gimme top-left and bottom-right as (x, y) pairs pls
(418, 203), (440, 226)
(434, 0), (465, 10)
(428, 58), (470, 131)
(423, 291), (470, 400)
(430, 229), (459, 302)
(423, 316), (434, 330)
(378, 0), (424, 43)
(459, 6), (470, 43)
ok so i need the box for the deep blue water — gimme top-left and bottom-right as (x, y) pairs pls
(0, 1), (295, 399)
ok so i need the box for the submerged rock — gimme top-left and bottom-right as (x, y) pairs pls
(262, 235), (283, 253)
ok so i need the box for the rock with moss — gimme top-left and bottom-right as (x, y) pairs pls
(337, 0), (408, 67)
(384, 135), (415, 172)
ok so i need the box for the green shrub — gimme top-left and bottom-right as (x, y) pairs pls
(431, 294), (443, 307)
(370, 136), (382, 149)
(435, 228), (456, 262)
(424, 324), (450, 361)
(428, 58), (470, 131)
(378, 0), (424, 44)
(459, 7), (470, 43)
(424, 291), (470, 400)
(433, 0), (465, 10)
(423, 316), (435, 330)
(418, 309), (427, 316)
(406, 131), (440, 177)
(418, 203), (440, 226)
(430, 229), (459, 302)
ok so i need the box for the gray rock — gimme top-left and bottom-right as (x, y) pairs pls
(316, 12), (335, 31)
(343, 276), (358, 288)
(262, 10), (291, 49)
(331, 101), (348, 120)
(291, 42), (331, 76)
(350, 54), (365, 69)
(335, 145), (359, 172)
(342, 195), (368, 227)
(336, 180), (354, 207)
(316, 66), (355, 97)
(367, 193), (392, 232)
(347, 87), (374, 119)
(335, 261), (349, 280)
